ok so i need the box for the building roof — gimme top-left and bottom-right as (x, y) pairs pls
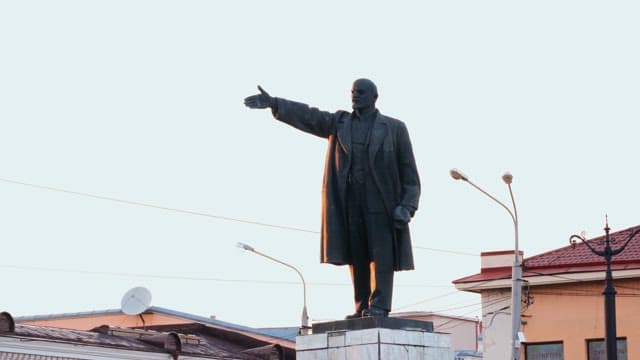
(13, 306), (296, 359)
(453, 224), (640, 284)
(15, 306), (296, 343)
(1, 317), (264, 359)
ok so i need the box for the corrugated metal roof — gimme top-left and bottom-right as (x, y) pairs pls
(3, 323), (264, 360)
(14, 306), (294, 343)
(12, 324), (159, 351)
(14, 309), (122, 322)
(12, 307), (295, 359)
(252, 327), (298, 342)
(0, 352), (83, 360)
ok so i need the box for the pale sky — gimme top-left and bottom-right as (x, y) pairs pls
(1, 1), (639, 328)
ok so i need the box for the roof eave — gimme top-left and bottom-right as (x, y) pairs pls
(454, 268), (640, 292)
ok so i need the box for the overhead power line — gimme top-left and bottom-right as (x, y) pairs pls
(0, 177), (317, 234)
(0, 177), (479, 257)
(393, 290), (461, 311)
(414, 246), (477, 256)
(0, 263), (452, 288)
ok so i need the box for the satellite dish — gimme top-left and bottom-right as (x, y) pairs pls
(121, 286), (152, 315)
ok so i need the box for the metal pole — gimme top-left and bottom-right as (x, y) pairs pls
(511, 260), (522, 360)
(602, 225), (618, 360)
(506, 181), (522, 360)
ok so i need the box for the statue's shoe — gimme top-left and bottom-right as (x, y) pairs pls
(362, 307), (389, 317)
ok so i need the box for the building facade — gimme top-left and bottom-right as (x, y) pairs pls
(453, 224), (640, 360)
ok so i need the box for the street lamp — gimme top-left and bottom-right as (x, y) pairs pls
(569, 218), (640, 360)
(450, 168), (522, 360)
(236, 242), (311, 335)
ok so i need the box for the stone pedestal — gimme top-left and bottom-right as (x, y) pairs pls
(296, 318), (452, 360)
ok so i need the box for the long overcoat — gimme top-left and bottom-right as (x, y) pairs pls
(273, 98), (421, 271)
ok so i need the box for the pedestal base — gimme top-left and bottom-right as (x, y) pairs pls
(297, 319), (452, 360)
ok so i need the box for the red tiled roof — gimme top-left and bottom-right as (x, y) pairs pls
(525, 224), (640, 269)
(453, 268), (511, 284)
(454, 224), (640, 284)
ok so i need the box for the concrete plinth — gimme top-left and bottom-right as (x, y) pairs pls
(296, 318), (452, 360)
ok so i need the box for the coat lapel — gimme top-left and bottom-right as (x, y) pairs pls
(337, 113), (352, 155)
(368, 113), (388, 163)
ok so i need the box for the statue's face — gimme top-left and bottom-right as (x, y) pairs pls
(351, 79), (377, 110)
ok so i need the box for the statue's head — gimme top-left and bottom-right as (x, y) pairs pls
(351, 78), (378, 111)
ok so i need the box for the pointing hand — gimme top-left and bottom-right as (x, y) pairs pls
(244, 85), (275, 109)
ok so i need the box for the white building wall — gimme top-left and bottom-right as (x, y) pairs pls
(481, 289), (511, 360)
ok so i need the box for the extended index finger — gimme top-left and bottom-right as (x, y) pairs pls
(257, 85), (269, 96)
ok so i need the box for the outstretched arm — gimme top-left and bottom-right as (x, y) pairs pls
(244, 85), (337, 139)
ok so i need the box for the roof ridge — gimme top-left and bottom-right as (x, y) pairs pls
(14, 308), (122, 322)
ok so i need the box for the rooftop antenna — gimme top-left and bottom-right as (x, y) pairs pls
(121, 286), (152, 329)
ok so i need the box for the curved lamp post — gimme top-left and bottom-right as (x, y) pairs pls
(569, 218), (640, 360)
(450, 168), (522, 360)
(237, 242), (311, 335)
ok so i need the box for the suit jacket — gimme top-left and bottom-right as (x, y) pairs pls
(273, 98), (420, 271)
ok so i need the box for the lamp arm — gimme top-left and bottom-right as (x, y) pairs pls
(466, 179), (517, 228)
(611, 228), (640, 256)
(570, 235), (605, 257)
(251, 249), (308, 313)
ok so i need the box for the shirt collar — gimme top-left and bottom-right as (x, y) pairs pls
(352, 108), (378, 121)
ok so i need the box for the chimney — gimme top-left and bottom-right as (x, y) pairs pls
(481, 250), (523, 273)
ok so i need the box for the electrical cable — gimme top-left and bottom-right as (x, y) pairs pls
(413, 246), (477, 256)
(0, 177), (480, 257)
(0, 177), (317, 234)
(433, 295), (508, 314)
(394, 273), (519, 312)
(425, 296), (511, 332)
(392, 290), (461, 311)
(0, 176), (486, 316)
(0, 263), (452, 288)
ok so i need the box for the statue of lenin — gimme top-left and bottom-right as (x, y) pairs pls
(244, 79), (421, 318)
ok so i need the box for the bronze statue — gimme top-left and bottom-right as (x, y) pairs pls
(244, 79), (420, 318)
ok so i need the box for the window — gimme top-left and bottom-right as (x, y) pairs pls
(587, 338), (627, 360)
(525, 342), (563, 360)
